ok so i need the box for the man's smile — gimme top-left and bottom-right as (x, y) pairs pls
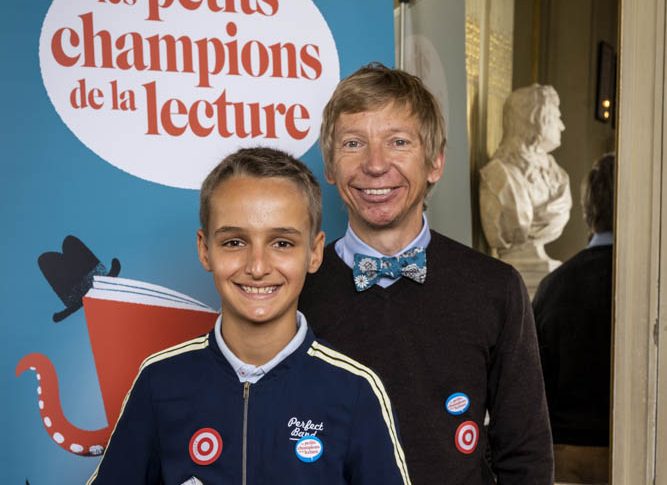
(361, 188), (393, 196)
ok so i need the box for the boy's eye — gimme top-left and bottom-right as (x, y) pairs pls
(273, 239), (294, 249)
(221, 239), (245, 248)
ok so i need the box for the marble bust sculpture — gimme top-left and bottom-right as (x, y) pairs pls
(479, 84), (572, 294)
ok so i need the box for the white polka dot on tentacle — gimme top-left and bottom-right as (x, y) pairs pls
(53, 432), (64, 444)
(37, 386), (42, 395)
(89, 445), (104, 455)
(70, 443), (84, 453)
(38, 400), (44, 410)
(43, 417), (52, 428)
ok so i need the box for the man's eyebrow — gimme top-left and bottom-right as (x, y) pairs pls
(336, 126), (416, 137)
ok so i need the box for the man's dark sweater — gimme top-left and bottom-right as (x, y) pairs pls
(299, 231), (553, 484)
(533, 244), (612, 446)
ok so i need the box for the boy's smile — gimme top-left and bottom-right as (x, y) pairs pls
(197, 175), (324, 333)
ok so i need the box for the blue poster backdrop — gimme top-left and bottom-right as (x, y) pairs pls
(0, 2), (393, 483)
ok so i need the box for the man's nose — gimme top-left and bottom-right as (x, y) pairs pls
(362, 143), (390, 176)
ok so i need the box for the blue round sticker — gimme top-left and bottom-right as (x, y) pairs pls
(445, 392), (470, 415)
(295, 436), (323, 463)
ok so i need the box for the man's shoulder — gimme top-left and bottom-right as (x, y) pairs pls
(535, 245), (612, 297)
(428, 231), (518, 283)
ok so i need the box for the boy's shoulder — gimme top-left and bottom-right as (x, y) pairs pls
(136, 332), (213, 382)
(304, 338), (389, 397)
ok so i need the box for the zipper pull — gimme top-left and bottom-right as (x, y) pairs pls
(243, 381), (250, 399)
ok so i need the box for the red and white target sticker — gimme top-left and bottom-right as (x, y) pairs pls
(189, 428), (223, 465)
(454, 421), (479, 455)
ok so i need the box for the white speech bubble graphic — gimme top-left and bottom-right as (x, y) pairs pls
(40, 0), (340, 189)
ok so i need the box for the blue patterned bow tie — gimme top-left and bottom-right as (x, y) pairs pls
(352, 247), (427, 291)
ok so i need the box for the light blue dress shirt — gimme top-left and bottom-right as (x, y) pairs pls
(587, 231), (613, 248)
(214, 310), (308, 383)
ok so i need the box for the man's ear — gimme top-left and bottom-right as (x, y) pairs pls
(308, 231), (326, 274)
(196, 229), (212, 272)
(324, 166), (336, 185)
(427, 152), (445, 184)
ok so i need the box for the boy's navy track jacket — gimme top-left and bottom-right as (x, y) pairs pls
(88, 327), (411, 485)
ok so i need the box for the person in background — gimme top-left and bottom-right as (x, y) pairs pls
(300, 63), (553, 484)
(533, 153), (615, 484)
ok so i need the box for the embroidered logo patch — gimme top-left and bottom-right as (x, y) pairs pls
(445, 392), (470, 415)
(454, 421), (479, 455)
(287, 416), (325, 441)
(295, 436), (323, 462)
(189, 428), (223, 465)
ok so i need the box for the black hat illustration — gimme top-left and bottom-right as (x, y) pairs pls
(38, 235), (121, 322)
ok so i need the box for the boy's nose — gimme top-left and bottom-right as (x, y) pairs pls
(246, 247), (271, 278)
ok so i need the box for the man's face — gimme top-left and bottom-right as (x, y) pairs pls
(197, 176), (324, 328)
(327, 103), (444, 241)
(538, 103), (565, 153)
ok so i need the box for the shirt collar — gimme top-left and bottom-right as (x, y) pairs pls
(214, 311), (308, 383)
(587, 231), (613, 248)
(335, 215), (431, 288)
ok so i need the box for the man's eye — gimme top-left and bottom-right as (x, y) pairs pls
(393, 138), (410, 147)
(342, 140), (361, 149)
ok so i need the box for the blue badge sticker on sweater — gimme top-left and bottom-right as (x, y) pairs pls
(295, 436), (323, 463)
(445, 392), (470, 415)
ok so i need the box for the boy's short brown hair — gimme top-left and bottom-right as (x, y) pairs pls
(200, 147), (322, 241)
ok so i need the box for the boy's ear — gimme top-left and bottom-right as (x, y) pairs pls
(307, 231), (326, 274)
(196, 229), (212, 272)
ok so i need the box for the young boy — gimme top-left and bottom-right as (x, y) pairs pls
(87, 147), (411, 484)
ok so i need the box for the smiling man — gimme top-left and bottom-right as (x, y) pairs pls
(300, 63), (554, 484)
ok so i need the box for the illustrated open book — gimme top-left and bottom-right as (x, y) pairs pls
(85, 275), (216, 312)
(82, 276), (218, 429)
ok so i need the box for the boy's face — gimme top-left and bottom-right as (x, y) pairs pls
(197, 175), (324, 328)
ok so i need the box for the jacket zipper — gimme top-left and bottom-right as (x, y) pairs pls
(242, 381), (251, 485)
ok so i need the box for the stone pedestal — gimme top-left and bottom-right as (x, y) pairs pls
(498, 243), (561, 298)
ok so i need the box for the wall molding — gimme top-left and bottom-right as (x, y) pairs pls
(613, 0), (666, 482)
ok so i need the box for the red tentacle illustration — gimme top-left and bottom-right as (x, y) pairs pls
(16, 353), (110, 457)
